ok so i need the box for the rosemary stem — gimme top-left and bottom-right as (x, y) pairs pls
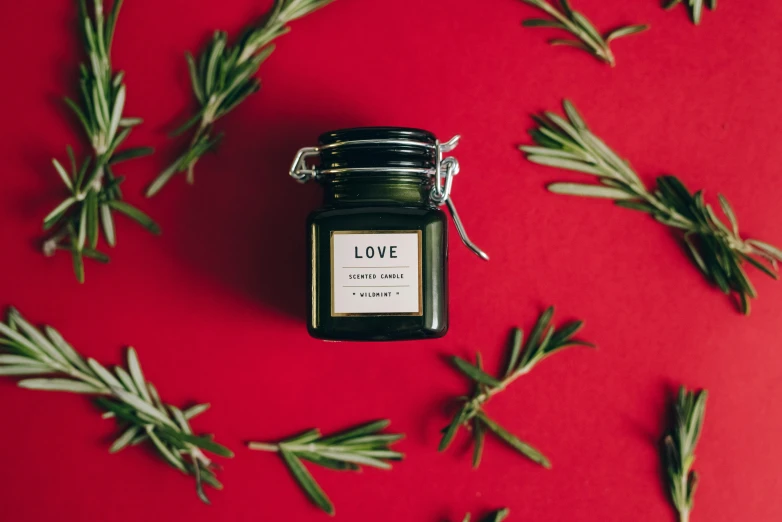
(528, 0), (612, 64)
(83, 161), (107, 197)
(185, 123), (211, 184)
(640, 191), (695, 229)
(247, 441), (280, 452)
(678, 459), (691, 522)
(67, 368), (109, 391)
(238, 22), (284, 63)
(474, 366), (533, 405)
(151, 0), (334, 196)
(249, 441), (361, 453)
(42, 356), (108, 391)
(1, 310), (231, 504)
(43, 228), (71, 256)
(191, 447), (213, 467)
(639, 189), (753, 252)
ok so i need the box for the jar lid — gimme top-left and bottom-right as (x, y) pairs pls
(291, 127), (458, 190)
(317, 127), (437, 175)
(318, 127), (436, 146)
(289, 128), (489, 261)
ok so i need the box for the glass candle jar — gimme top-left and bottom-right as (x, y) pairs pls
(290, 127), (487, 341)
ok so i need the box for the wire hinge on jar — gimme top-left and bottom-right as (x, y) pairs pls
(289, 135), (489, 261)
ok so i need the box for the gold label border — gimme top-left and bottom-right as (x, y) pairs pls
(331, 230), (423, 317)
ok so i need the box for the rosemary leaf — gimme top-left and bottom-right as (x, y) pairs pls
(472, 417), (486, 468)
(477, 412), (551, 468)
(109, 425), (141, 453)
(604, 24), (650, 42)
(663, 386), (707, 522)
(43, 0), (158, 282)
(439, 307), (593, 468)
(663, 0), (718, 25)
(520, 0), (649, 66)
(147, 0), (335, 197)
(18, 378), (99, 393)
(462, 508), (511, 522)
(280, 447), (335, 515)
(249, 420), (403, 515)
(521, 100), (782, 315)
(106, 200), (161, 234)
(0, 308), (231, 504)
(439, 403), (468, 452)
(451, 356), (504, 387)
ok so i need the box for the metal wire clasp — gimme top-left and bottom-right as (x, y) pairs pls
(289, 147), (320, 183)
(429, 136), (458, 205)
(289, 135), (489, 261)
(429, 136), (489, 260)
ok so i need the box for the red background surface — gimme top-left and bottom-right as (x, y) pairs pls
(2, 1), (782, 521)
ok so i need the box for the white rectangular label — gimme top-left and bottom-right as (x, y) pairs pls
(331, 231), (422, 316)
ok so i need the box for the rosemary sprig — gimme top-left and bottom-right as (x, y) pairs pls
(520, 0), (648, 67)
(0, 308), (232, 504)
(462, 509), (511, 522)
(248, 420), (403, 515)
(663, 0), (717, 25)
(44, 0), (159, 282)
(146, 0), (335, 197)
(439, 306), (593, 469)
(663, 387), (707, 522)
(521, 100), (782, 314)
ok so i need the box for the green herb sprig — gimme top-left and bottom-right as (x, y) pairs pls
(146, 0), (335, 197)
(663, 0), (716, 25)
(521, 100), (782, 314)
(520, 0), (648, 67)
(0, 308), (232, 504)
(248, 420), (403, 516)
(44, 0), (159, 282)
(663, 386), (708, 522)
(439, 307), (593, 469)
(462, 508), (511, 522)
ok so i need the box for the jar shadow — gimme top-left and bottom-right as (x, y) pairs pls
(168, 106), (369, 320)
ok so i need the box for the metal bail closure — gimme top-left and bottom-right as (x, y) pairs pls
(446, 198), (489, 261)
(289, 147), (320, 183)
(288, 133), (489, 261)
(431, 136), (490, 261)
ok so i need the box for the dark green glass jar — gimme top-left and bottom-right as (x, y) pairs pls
(290, 127), (487, 341)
